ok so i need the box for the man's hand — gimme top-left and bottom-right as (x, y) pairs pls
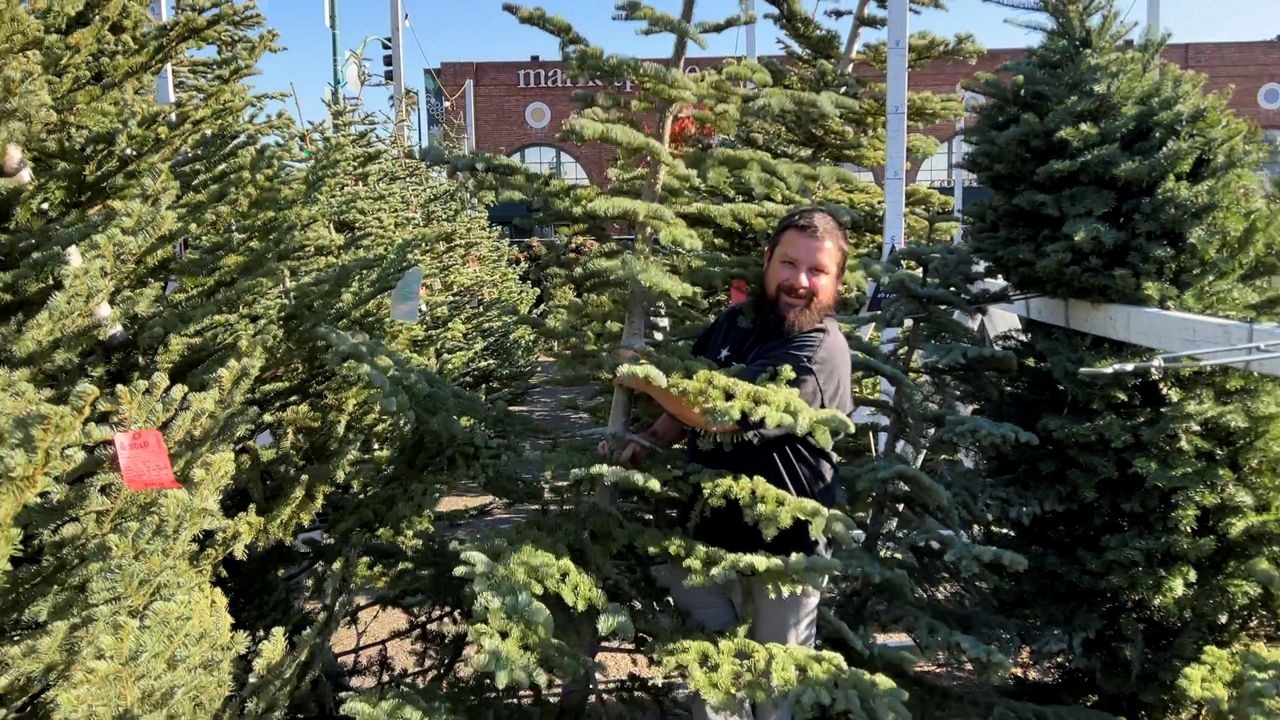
(596, 411), (689, 467)
(596, 430), (658, 467)
(615, 372), (646, 391)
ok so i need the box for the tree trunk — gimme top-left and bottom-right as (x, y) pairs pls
(563, 1), (699, 714)
(836, 0), (873, 75)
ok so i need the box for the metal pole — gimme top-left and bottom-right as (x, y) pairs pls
(328, 0), (341, 105)
(390, 0), (409, 145)
(1146, 0), (1160, 41)
(416, 91), (423, 156)
(744, 0), (757, 60)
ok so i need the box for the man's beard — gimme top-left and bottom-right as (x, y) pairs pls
(750, 281), (834, 337)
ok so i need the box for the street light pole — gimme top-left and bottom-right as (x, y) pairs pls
(389, 0), (409, 146)
(415, 91), (424, 154)
(326, 0), (341, 106)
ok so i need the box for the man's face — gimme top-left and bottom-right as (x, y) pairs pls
(760, 228), (843, 335)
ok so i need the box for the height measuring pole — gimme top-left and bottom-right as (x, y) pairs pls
(1146, 0), (1160, 41)
(883, 0), (908, 265)
(389, 0), (409, 146)
(857, 0), (909, 441)
(744, 0), (757, 60)
(857, 0), (908, 340)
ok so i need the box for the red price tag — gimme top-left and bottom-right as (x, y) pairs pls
(113, 430), (180, 491)
(730, 279), (749, 306)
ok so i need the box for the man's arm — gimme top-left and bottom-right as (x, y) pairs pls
(643, 411), (690, 445)
(617, 376), (739, 434)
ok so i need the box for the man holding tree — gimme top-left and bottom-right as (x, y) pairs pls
(607, 207), (853, 720)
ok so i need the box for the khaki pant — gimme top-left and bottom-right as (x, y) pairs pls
(655, 564), (822, 720)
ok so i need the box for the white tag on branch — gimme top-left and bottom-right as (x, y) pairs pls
(255, 429), (275, 448)
(390, 265), (424, 322)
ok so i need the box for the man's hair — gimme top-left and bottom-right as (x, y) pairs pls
(767, 206), (849, 275)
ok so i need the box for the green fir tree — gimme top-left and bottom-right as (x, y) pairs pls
(961, 1), (1280, 717)
(1, 1), (537, 715)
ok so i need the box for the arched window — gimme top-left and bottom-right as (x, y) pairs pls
(508, 144), (590, 185)
(913, 135), (969, 186)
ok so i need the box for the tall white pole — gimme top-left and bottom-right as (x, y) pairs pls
(153, 1), (175, 105)
(883, 0), (908, 262)
(859, 0), (908, 328)
(1146, 0), (1160, 41)
(390, 0), (409, 145)
(864, 0), (909, 439)
(744, 0), (757, 60)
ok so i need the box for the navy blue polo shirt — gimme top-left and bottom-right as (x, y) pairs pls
(684, 304), (853, 555)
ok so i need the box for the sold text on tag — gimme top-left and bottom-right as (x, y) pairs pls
(113, 429), (181, 491)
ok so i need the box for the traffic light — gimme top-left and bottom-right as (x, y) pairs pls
(380, 37), (394, 82)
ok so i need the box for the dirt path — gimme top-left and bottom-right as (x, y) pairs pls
(435, 357), (600, 535)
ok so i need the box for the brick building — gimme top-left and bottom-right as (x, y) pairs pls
(433, 40), (1280, 200)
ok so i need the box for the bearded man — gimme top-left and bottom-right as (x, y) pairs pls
(609, 207), (854, 720)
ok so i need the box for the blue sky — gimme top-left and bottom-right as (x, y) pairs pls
(251, 0), (1280, 124)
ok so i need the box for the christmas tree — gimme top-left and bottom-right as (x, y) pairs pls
(421, 2), (1103, 718)
(0, 2), (274, 712)
(1, 1), (536, 715)
(961, 1), (1280, 717)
